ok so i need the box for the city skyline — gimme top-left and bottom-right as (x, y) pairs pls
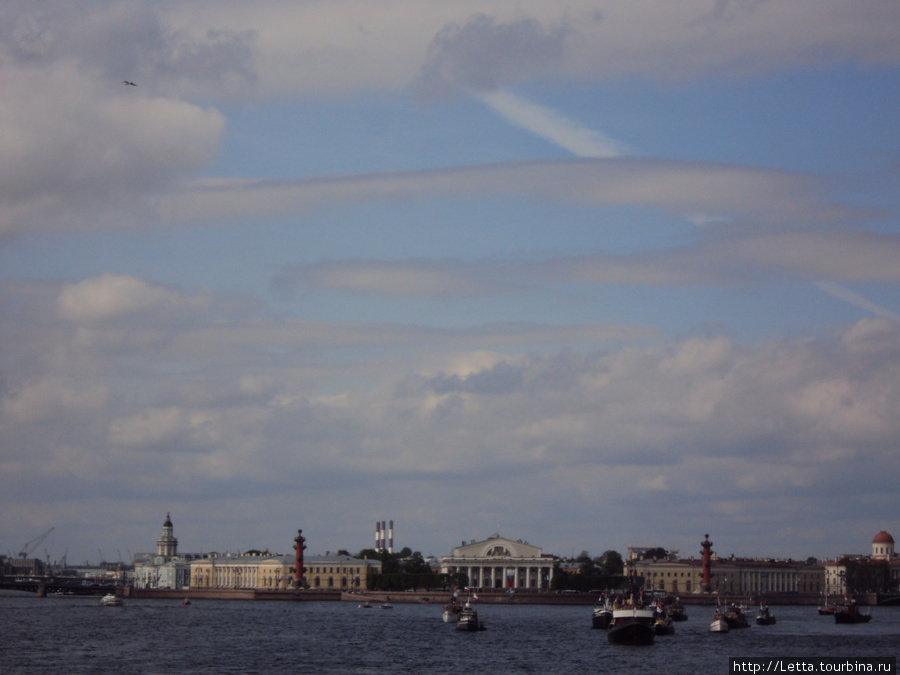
(1, 1), (899, 567)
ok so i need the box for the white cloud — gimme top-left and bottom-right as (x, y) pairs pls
(6, 275), (900, 560)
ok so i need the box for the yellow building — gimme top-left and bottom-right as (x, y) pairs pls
(189, 552), (381, 591)
(628, 555), (824, 596)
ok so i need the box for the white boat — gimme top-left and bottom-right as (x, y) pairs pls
(100, 593), (123, 606)
(442, 595), (463, 622)
(709, 606), (730, 633)
(591, 596), (613, 629)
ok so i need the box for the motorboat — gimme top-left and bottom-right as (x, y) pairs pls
(653, 608), (675, 636)
(834, 601), (871, 624)
(817, 592), (837, 615)
(755, 604), (776, 625)
(455, 601), (485, 631)
(607, 600), (655, 645)
(709, 605), (730, 633)
(442, 596), (462, 622)
(723, 603), (750, 629)
(100, 593), (123, 606)
(591, 596), (613, 629)
(667, 599), (688, 622)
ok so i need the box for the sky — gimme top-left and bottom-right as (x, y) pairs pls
(2, 0), (899, 567)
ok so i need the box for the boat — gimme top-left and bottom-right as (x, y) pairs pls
(442, 596), (463, 622)
(100, 593), (123, 606)
(591, 595), (613, 629)
(723, 603), (750, 629)
(455, 601), (485, 632)
(817, 591), (837, 615)
(755, 604), (776, 625)
(380, 603), (393, 609)
(358, 601), (372, 608)
(834, 601), (871, 624)
(653, 607), (675, 636)
(709, 605), (730, 633)
(667, 598), (688, 622)
(182, 598), (191, 606)
(607, 599), (656, 646)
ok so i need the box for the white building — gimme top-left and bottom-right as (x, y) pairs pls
(440, 535), (556, 590)
(133, 513), (194, 589)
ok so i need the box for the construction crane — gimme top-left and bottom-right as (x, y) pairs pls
(18, 527), (54, 558)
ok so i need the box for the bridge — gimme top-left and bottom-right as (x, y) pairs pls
(0, 578), (116, 597)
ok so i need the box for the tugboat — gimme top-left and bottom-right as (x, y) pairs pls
(755, 603), (776, 625)
(667, 597), (688, 622)
(709, 605), (730, 633)
(834, 601), (871, 624)
(455, 600), (486, 631)
(653, 606), (675, 636)
(591, 595), (613, 629)
(607, 598), (656, 646)
(723, 603), (750, 629)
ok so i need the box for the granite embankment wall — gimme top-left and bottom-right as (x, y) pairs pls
(119, 588), (885, 606)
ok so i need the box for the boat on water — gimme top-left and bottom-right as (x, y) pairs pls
(442, 596), (463, 623)
(380, 603), (393, 609)
(834, 601), (871, 624)
(667, 598), (688, 622)
(817, 592), (837, 615)
(607, 600), (656, 646)
(653, 608), (675, 636)
(591, 595), (613, 630)
(455, 601), (486, 632)
(723, 603), (750, 629)
(100, 593), (123, 606)
(709, 605), (730, 633)
(755, 604), (776, 625)
(358, 601), (372, 608)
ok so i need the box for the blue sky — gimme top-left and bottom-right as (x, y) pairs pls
(1, 0), (899, 567)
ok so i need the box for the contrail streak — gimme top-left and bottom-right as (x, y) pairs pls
(477, 89), (629, 158)
(815, 281), (900, 321)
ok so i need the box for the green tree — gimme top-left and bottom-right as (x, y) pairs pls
(599, 550), (624, 576)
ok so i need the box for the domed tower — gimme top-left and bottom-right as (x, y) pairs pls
(872, 531), (894, 560)
(156, 512), (179, 558)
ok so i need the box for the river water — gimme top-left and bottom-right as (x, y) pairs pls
(1, 593), (897, 674)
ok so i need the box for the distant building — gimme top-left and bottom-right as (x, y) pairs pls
(440, 535), (556, 590)
(132, 513), (197, 589)
(190, 552), (380, 591)
(628, 542), (824, 596)
(824, 530), (899, 595)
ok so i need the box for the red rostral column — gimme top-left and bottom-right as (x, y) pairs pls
(700, 533), (713, 593)
(293, 529), (307, 588)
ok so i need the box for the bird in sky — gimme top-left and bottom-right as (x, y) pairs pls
(122, 80), (137, 86)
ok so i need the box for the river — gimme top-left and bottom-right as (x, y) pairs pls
(1, 593), (897, 673)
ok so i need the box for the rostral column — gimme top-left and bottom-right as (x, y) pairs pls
(700, 534), (713, 593)
(293, 529), (307, 588)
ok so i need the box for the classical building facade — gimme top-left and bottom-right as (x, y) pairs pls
(628, 548), (824, 596)
(190, 552), (381, 591)
(439, 535), (556, 590)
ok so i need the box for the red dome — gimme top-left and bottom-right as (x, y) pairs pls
(872, 531), (894, 544)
